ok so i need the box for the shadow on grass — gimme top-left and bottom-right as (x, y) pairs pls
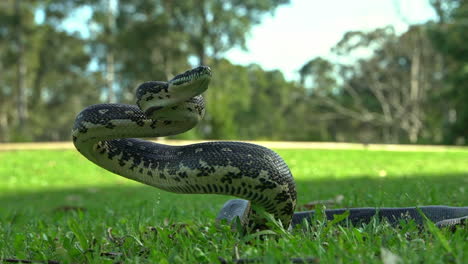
(0, 173), (466, 224)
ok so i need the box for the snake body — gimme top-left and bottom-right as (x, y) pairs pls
(73, 66), (467, 230)
(72, 66), (296, 227)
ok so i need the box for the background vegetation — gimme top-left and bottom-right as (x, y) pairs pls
(0, 0), (467, 145)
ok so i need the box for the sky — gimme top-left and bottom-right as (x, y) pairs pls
(53, 0), (437, 81)
(224, 0), (437, 80)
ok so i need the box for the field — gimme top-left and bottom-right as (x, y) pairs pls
(0, 147), (467, 263)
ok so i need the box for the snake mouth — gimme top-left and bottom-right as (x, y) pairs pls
(169, 66), (212, 86)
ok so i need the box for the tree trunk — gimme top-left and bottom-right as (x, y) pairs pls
(106, 52), (115, 103)
(408, 35), (422, 143)
(196, 0), (208, 65)
(32, 38), (48, 109)
(106, 0), (116, 103)
(14, 0), (28, 129)
(0, 105), (8, 142)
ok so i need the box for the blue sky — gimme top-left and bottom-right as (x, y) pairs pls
(55, 0), (437, 81)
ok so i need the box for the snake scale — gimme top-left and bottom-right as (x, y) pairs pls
(73, 66), (467, 230)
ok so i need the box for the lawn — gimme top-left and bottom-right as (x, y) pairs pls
(0, 148), (467, 263)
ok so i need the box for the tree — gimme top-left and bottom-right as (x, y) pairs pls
(0, 0), (99, 141)
(169, 0), (290, 65)
(0, 0), (39, 141)
(65, 0), (290, 104)
(428, 0), (468, 145)
(299, 57), (336, 95)
(302, 26), (444, 143)
(27, 25), (99, 141)
(0, 0), (294, 142)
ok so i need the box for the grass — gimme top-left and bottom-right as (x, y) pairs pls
(0, 148), (467, 263)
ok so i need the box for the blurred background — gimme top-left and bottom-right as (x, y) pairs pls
(0, 0), (466, 145)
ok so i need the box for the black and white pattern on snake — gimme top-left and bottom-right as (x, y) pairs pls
(72, 66), (297, 227)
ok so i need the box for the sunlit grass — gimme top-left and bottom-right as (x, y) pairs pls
(0, 148), (467, 263)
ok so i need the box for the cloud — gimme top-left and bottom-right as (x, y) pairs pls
(225, 0), (436, 80)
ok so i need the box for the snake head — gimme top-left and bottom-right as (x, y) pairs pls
(136, 66), (211, 115)
(170, 66), (212, 85)
(169, 66), (212, 96)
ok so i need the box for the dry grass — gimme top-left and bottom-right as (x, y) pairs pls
(1, 139), (467, 152)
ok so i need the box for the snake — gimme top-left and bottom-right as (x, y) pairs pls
(73, 66), (467, 230)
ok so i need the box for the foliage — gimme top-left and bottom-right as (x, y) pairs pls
(0, 0), (293, 142)
(301, 26), (446, 144)
(0, 148), (467, 262)
(427, 0), (468, 144)
(0, 0), (100, 141)
(0, 0), (467, 145)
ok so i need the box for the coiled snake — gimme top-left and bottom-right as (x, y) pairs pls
(73, 66), (467, 230)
